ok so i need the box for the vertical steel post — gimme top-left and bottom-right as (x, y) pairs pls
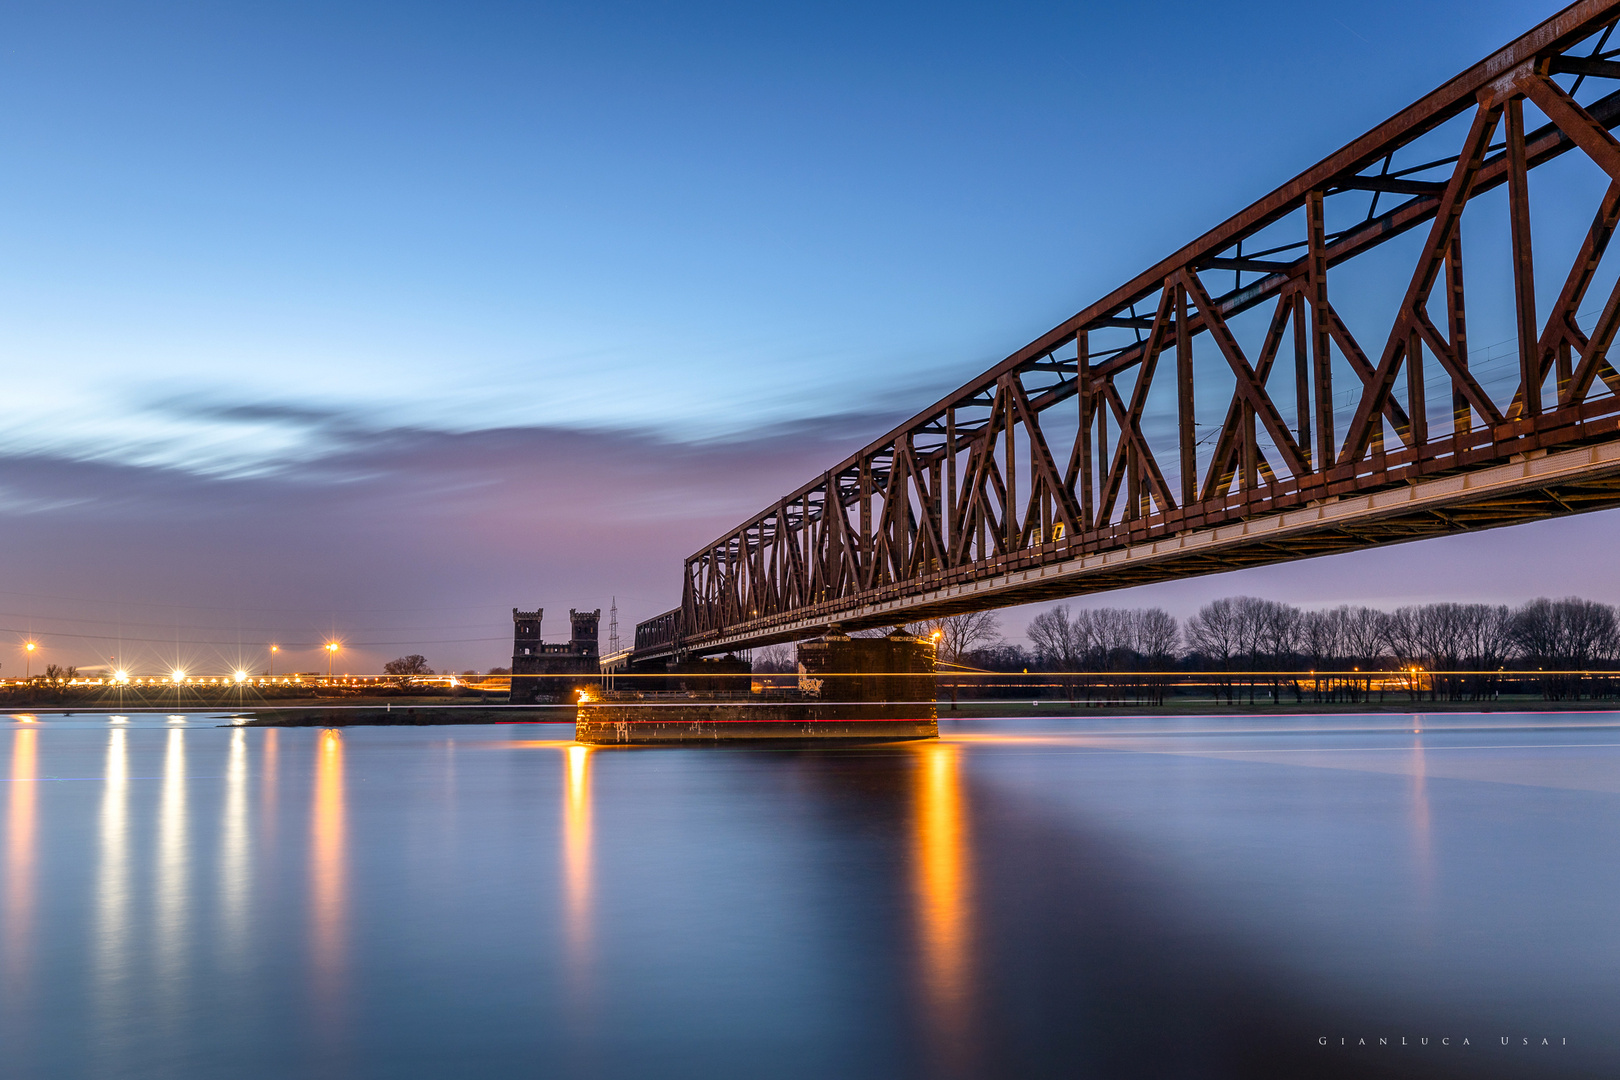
(1307, 190), (1335, 467)
(1507, 96), (1539, 417)
(1406, 325), (1427, 451)
(1175, 282), (1196, 507)
(859, 458), (871, 584)
(945, 407), (956, 559)
(1241, 404), (1257, 498)
(1077, 331), (1094, 530)
(1292, 292), (1312, 470)
(1446, 230), (1471, 439)
(1004, 380), (1017, 550)
(1096, 384), (1109, 526)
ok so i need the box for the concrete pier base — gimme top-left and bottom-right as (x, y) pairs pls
(583, 629), (940, 745)
(575, 702), (937, 744)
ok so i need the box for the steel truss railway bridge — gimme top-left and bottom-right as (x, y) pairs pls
(632, 0), (1620, 664)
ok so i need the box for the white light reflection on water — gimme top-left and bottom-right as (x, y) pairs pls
(155, 728), (189, 1024)
(92, 728), (131, 1070)
(219, 728), (249, 967)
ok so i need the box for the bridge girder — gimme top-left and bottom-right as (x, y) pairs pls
(637, 0), (1620, 661)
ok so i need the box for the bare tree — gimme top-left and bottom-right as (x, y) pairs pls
(1078, 608), (1134, 666)
(1455, 605), (1514, 669)
(1302, 607), (1348, 667)
(1341, 606), (1389, 667)
(752, 643), (797, 673)
(1382, 602), (1518, 700)
(917, 611), (1002, 665)
(384, 655), (433, 676)
(1300, 605), (1386, 702)
(1028, 606), (1086, 670)
(1253, 599), (1303, 664)
(1028, 606), (1175, 670)
(1517, 597), (1620, 665)
(1129, 609), (1180, 667)
(1511, 597), (1620, 698)
(1382, 607), (1420, 667)
(1184, 598), (1244, 669)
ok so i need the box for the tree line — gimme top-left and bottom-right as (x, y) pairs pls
(745, 596), (1620, 703)
(1014, 595), (1620, 702)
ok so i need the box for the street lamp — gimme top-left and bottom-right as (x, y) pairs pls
(325, 641), (340, 678)
(269, 644), (278, 677)
(24, 641), (36, 680)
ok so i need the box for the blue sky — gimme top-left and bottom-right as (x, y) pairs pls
(0, 0), (1601, 674)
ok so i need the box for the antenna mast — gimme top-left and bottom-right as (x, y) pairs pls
(608, 597), (621, 654)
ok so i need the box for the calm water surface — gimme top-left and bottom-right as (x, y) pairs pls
(1, 711), (1618, 1079)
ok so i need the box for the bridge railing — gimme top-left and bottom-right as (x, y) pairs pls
(634, 608), (683, 652)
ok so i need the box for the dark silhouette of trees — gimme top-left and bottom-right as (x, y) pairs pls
(1029, 605), (1178, 672)
(42, 664), (76, 687)
(1298, 606), (1388, 702)
(1028, 606), (1086, 671)
(1185, 597), (1299, 703)
(751, 644), (796, 673)
(1508, 597), (1620, 699)
(1382, 603), (1512, 700)
(1170, 594), (1620, 703)
(384, 655), (433, 676)
(1027, 604), (1177, 704)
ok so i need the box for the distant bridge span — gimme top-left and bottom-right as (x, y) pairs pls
(636, 0), (1620, 662)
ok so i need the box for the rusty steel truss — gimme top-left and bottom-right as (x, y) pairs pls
(638, 0), (1620, 660)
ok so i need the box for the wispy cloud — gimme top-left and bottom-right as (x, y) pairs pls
(0, 401), (916, 671)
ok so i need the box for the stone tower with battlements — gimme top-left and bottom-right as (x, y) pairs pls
(510, 606), (601, 704)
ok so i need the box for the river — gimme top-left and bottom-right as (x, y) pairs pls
(0, 711), (1616, 1078)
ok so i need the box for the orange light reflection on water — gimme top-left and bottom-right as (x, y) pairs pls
(261, 727), (279, 846)
(564, 744), (593, 969)
(6, 727), (37, 993)
(912, 739), (974, 1073)
(311, 729), (346, 1007)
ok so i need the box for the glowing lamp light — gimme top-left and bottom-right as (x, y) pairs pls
(234, 670), (248, 683)
(113, 670), (129, 684)
(24, 642), (36, 653)
(171, 669), (186, 684)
